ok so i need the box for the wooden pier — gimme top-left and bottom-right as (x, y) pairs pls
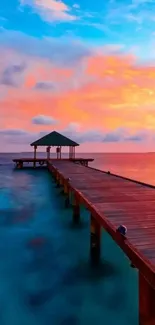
(13, 158), (94, 168)
(12, 131), (155, 324)
(47, 160), (155, 325)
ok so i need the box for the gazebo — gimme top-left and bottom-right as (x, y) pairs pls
(31, 131), (79, 161)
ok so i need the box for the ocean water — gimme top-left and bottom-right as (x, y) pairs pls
(0, 152), (151, 325)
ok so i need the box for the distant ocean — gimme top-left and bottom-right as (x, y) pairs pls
(1, 152), (155, 185)
(0, 151), (152, 325)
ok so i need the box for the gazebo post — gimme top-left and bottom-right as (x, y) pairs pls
(56, 146), (61, 159)
(34, 145), (37, 168)
(70, 146), (73, 159)
(46, 146), (51, 160)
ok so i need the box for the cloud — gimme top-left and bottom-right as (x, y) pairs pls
(0, 30), (92, 67)
(104, 0), (155, 29)
(103, 132), (122, 142)
(34, 81), (55, 90)
(1, 41), (155, 149)
(0, 127), (152, 147)
(124, 130), (149, 141)
(132, 0), (154, 6)
(20, 0), (78, 22)
(63, 122), (81, 132)
(0, 129), (29, 136)
(32, 115), (58, 125)
(73, 4), (80, 9)
(0, 62), (26, 87)
(61, 126), (151, 143)
(0, 129), (36, 145)
(125, 134), (143, 141)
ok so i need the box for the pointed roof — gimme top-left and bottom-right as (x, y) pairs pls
(31, 131), (79, 147)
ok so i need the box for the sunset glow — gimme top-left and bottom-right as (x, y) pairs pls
(1, 0), (155, 152)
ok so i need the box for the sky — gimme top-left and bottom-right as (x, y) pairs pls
(1, 0), (155, 152)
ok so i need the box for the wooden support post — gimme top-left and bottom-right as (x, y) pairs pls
(53, 168), (56, 180)
(59, 176), (63, 187)
(72, 195), (80, 223)
(34, 145), (37, 168)
(139, 273), (155, 325)
(64, 184), (70, 208)
(60, 179), (64, 194)
(52, 169), (55, 179)
(65, 195), (70, 208)
(17, 161), (23, 169)
(56, 172), (60, 187)
(64, 182), (68, 195)
(90, 214), (101, 265)
(53, 170), (56, 179)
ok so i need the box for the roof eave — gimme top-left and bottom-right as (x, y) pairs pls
(30, 143), (79, 146)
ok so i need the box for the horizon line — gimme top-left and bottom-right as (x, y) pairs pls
(0, 151), (155, 154)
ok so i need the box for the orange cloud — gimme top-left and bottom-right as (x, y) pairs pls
(1, 49), (155, 143)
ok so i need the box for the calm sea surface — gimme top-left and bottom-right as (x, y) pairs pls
(0, 152), (153, 325)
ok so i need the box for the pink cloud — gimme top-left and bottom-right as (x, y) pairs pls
(20, 0), (78, 22)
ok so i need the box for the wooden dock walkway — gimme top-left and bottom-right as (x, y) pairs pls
(48, 160), (155, 325)
(13, 157), (93, 168)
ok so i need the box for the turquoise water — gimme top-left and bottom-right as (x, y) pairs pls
(0, 165), (138, 324)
